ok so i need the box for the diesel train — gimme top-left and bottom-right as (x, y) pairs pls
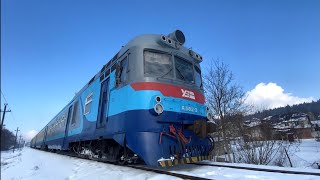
(31, 30), (215, 167)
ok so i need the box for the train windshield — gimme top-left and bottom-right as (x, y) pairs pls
(174, 56), (194, 83)
(144, 51), (173, 78)
(144, 51), (202, 88)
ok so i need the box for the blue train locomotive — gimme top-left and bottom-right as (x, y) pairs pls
(31, 30), (215, 167)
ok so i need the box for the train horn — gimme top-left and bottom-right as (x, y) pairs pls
(168, 30), (185, 45)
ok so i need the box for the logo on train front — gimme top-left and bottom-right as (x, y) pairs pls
(181, 89), (195, 100)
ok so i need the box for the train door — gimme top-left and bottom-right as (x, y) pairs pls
(62, 105), (73, 149)
(97, 78), (110, 129)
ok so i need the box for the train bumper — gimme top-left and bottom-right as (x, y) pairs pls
(124, 130), (214, 167)
(158, 155), (213, 167)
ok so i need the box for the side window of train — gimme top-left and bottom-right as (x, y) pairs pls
(71, 101), (79, 125)
(116, 57), (128, 87)
(84, 93), (93, 115)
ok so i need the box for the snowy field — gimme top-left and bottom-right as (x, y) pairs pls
(289, 139), (320, 169)
(1, 148), (176, 180)
(228, 138), (320, 169)
(1, 147), (320, 180)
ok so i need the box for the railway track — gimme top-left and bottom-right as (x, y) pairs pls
(126, 164), (211, 180)
(193, 162), (320, 176)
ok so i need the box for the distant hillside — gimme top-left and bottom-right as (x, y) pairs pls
(246, 99), (320, 120)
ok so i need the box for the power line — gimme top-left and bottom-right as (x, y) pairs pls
(1, 90), (8, 104)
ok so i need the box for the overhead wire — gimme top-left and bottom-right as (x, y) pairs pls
(1, 90), (8, 104)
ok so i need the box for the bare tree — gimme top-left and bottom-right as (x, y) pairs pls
(203, 60), (302, 166)
(232, 106), (300, 166)
(203, 59), (247, 162)
(233, 121), (283, 165)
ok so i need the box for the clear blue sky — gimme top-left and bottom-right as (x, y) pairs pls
(1, 0), (320, 139)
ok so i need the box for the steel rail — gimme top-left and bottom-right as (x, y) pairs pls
(127, 164), (212, 180)
(192, 162), (320, 176)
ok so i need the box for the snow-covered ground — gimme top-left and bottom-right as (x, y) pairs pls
(289, 139), (320, 169)
(1, 147), (320, 180)
(1, 148), (176, 180)
(228, 138), (320, 169)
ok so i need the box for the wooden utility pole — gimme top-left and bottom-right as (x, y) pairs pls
(1, 103), (11, 131)
(13, 127), (20, 153)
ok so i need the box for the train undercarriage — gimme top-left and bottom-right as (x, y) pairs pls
(66, 139), (140, 165)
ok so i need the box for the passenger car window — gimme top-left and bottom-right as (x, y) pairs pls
(84, 93), (93, 115)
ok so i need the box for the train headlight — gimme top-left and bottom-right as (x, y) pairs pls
(155, 96), (161, 103)
(154, 103), (164, 115)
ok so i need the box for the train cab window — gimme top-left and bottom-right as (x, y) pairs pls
(120, 57), (128, 83)
(144, 51), (173, 78)
(194, 65), (202, 88)
(116, 57), (128, 86)
(71, 101), (79, 125)
(174, 56), (194, 83)
(84, 93), (93, 115)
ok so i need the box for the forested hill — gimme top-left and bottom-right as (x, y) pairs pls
(247, 99), (320, 119)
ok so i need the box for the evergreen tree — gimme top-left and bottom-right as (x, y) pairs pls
(1, 128), (16, 150)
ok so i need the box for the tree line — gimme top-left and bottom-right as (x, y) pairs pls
(1, 128), (16, 150)
(247, 100), (320, 120)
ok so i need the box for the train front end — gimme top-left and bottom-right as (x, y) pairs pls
(122, 30), (216, 167)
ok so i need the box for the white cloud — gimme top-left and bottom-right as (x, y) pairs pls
(246, 82), (314, 109)
(23, 130), (38, 142)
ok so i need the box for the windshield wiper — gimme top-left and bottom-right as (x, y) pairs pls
(159, 67), (187, 82)
(160, 67), (173, 78)
(175, 67), (185, 80)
